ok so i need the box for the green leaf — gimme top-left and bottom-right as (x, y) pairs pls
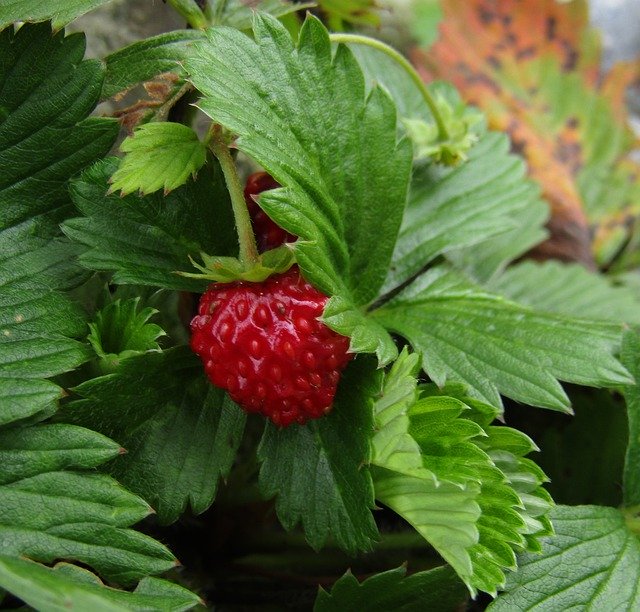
(88, 298), (165, 371)
(210, 0), (314, 30)
(379, 133), (546, 295)
(0, 24), (117, 425)
(186, 14), (412, 307)
(102, 30), (204, 99)
(318, 0), (381, 30)
(0, 1), (114, 30)
(622, 329), (640, 507)
(63, 157), (236, 292)
(0, 23), (118, 233)
(0, 424), (177, 585)
(490, 505), (640, 611)
(314, 565), (467, 612)
(0, 423), (121, 485)
(0, 557), (199, 612)
(370, 357), (553, 595)
(258, 358), (380, 554)
(61, 347), (246, 524)
(110, 123), (207, 196)
(488, 261), (640, 324)
(372, 267), (631, 411)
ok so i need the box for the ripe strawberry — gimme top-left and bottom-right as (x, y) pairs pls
(190, 266), (353, 426)
(244, 171), (295, 252)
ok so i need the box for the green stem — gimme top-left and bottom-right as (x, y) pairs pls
(209, 131), (260, 266)
(166, 0), (208, 29)
(329, 33), (450, 142)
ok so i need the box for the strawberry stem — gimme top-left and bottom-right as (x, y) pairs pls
(209, 129), (260, 266)
(166, 0), (208, 29)
(329, 33), (450, 143)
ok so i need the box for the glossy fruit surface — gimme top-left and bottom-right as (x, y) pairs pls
(190, 266), (352, 426)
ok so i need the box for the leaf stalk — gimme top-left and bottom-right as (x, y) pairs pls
(167, 0), (208, 29)
(329, 33), (450, 142)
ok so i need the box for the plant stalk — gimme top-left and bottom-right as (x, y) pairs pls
(329, 33), (450, 142)
(208, 130), (260, 266)
(167, 0), (208, 29)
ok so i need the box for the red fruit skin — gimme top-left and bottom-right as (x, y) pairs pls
(244, 171), (295, 252)
(190, 267), (353, 427)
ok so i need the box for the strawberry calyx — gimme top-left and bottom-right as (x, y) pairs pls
(178, 244), (296, 284)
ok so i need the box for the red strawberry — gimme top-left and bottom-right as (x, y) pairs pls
(244, 171), (295, 252)
(190, 266), (353, 426)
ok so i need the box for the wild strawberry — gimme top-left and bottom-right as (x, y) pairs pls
(190, 266), (353, 426)
(244, 171), (295, 252)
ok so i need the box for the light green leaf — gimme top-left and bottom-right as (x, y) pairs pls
(318, 0), (381, 30)
(102, 30), (204, 99)
(186, 14), (412, 307)
(314, 565), (466, 612)
(210, 0), (314, 30)
(380, 133), (546, 295)
(258, 358), (381, 554)
(373, 267), (631, 411)
(88, 298), (165, 371)
(0, 557), (199, 612)
(63, 157), (236, 292)
(110, 123), (207, 196)
(62, 348), (245, 524)
(0, 1), (114, 30)
(622, 329), (640, 507)
(488, 261), (640, 324)
(490, 505), (640, 611)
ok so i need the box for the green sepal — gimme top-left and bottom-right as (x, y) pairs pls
(177, 245), (296, 283)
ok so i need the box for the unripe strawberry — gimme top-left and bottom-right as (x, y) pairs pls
(190, 266), (353, 426)
(244, 171), (295, 252)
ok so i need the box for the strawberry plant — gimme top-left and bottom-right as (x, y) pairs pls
(1, 0), (640, 610)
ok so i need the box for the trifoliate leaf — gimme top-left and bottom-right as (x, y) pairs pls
(64, 157), (236, 292)
(0, 23), (117, 426)
(109, 123), (207, 196)
(87, 298), (165, 372)
(488, 261), (640, 324)
(490, 505), (640, 611)
(186, 14), (412, 308)
(314, 565), (467, 612)
(0, 1), (114, 30)
(0, 425), (176, 585)
(622, 329), (640, 507)
(0, 557), (200, 612)
(258, 358), (381, 555)
(102, 30), (204, 99)
(61, 348), (245, 524)
(372, 267), (631, 411)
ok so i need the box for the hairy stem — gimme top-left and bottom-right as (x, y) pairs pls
(329, 33), (450, 142)
(209, 129), (260, 266)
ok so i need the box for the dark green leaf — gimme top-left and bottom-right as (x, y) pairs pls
(0, 557), (199, 612)
(373, 267), (630, 411)
(102, 30), (204, 99)
(186, 14), (412, 307)
(110, 123), (207, 196)
(490, 505), (640, 611)
(258, 358), (381, 554)
(622, 329), (640, 506)
(314, 565), (466, 612)
(63, 157), (236, 292)
(0, 1), (114, 30)
(488, 261), (640, 324)
(62, 348), (245, 523)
